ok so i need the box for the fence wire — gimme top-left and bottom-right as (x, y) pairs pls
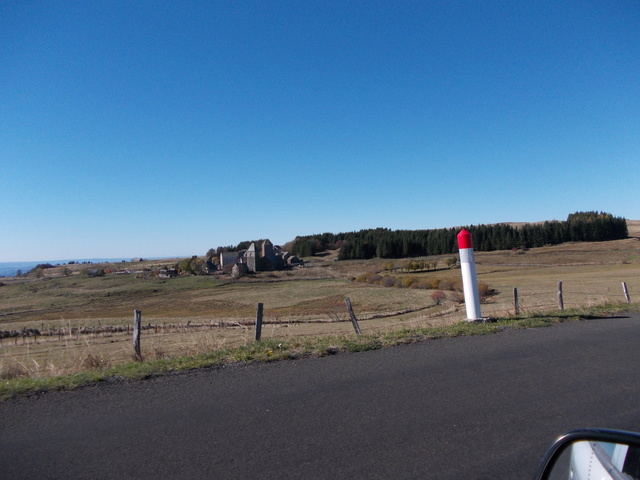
(1, 280), (633, 377)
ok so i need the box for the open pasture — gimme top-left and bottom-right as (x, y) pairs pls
(1, 224), (639, 378)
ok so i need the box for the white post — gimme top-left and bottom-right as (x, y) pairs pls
(457, 229), (482, 321)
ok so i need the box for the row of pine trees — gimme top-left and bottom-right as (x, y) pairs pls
(288, 212), (628, 260)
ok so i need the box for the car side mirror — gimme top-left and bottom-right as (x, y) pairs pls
(534, 429), (640, 480)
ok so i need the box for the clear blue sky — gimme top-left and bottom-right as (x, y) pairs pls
(1, 1), (638, 262)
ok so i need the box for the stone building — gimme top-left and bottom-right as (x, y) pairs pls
(219, 239), (302, 275)
(219, 251), (239, 272)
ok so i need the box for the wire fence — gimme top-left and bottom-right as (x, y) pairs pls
(0, 279), (634, 377)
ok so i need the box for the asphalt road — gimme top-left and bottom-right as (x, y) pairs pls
(2, 314), (640, 479)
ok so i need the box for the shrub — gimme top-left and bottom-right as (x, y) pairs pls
(355, 273), (367, 283)
(478, 282), (492, 302)
(81, 352), (109, 370)
(449, 292), (464, 304)
(0, 359), (29, 379)
(401, 276), (417, 288)
(382, 276), (396, 288)
(431, 290), (446, 305)
(439, 278), (454, 291)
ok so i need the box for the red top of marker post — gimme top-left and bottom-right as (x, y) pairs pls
(457, 229), (473, 249)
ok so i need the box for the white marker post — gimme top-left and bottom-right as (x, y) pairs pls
(457, 229), (482, 321)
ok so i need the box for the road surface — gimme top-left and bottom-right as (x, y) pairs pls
(2, 314), (640, 479)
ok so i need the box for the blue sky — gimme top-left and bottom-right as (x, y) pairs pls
(1, 1), (638, 262)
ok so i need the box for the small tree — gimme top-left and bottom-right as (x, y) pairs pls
(178, 256), (203, 274)
(382, 262), (395, 272)
(445, 256), (458, 268)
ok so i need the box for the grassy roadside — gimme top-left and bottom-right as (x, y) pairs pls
(2, 302), (638, 401)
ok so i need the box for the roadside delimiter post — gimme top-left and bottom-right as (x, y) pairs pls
(457, 229), (482, 321)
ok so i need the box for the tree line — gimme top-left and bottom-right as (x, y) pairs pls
(286, 211), (628, 260)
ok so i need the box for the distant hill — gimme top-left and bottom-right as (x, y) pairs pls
(0, 258), (146, 278)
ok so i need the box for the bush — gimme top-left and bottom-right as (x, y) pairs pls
(352, 270), (493, 296)
(431, 290), (446, 305)
(449, 292), (464, 304)
(83, 268), (105, 277)
(177, 256), (206, 275)
(355, 273), (368, 283)
(478, 282), (493, 302)
(401, 276), (417, 288)
(382, 276), (396, 288)
(439, 278), (454, 291)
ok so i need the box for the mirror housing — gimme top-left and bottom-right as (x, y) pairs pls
(534, 429), (640, 480)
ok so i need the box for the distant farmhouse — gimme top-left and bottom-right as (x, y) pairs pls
(219, 239), (303, 276)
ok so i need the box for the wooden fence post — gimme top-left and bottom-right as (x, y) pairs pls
(513, 287), (519, 316)
(622, 282), (631, 303)
(133, 309), (142, 361)
(557, 281), (564, 311)
(255, 303), (263, 341)
(345, 298), (362, 335)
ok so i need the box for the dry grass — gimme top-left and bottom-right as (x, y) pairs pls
(1, 222), (639, 380)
